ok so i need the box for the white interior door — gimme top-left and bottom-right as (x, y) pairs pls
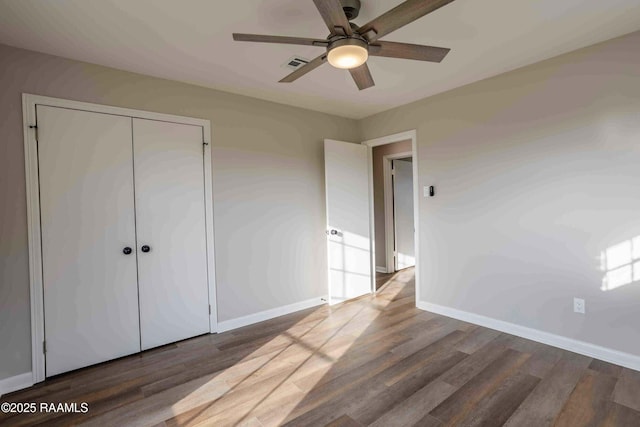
(38, 106), (141, 376)
(133, 118), (210, 350)
(324, 139), (372, 305)
(393, 159), (415, 270)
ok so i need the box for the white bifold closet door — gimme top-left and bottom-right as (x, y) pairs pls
(39, 106), (211, 376)
(38, 106), (141, 376)
(132, 118), (210, 350)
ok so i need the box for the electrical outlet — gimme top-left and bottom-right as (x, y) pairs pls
(573, 298), (585, 314)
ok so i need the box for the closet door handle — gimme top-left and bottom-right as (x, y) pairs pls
(122, 247), (132, 255)
(141, 245), (151, 253)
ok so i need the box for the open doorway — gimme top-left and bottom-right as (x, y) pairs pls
(362, 130), (419, 296)
(371, 143), (414, 289)
(392, 157), (415, 271)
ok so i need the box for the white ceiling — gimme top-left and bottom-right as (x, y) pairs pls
(1, 0), (639, 119)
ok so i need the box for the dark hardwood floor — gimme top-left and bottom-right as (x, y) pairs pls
(2, 269), (640, 426)
(375, 271), (395, 290)
(375, 268), (413, 291)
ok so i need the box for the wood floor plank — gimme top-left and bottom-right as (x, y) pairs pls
(505, 336), (564, 379)
(612, 367), (640, 412)
(429, 348), (531, 425)
(437, 334), (511, 388)
(552, 369), (618, 427)
(337, 305), (421, 339)
(159, 369), (298, 426)
(389, 317), (465, 360)
(457, 371), (540, 427)
(589, 359), (623, 378)
(139, 354), (267, 397)
(80, 374), (230, 427)
(411, 414), (444, 427)
(230, 335), (354, 391)
(140, 327), (347, 397)
(281, 372), (389, 426)
(369, 380), (456, 427)
(333, 316), (424, 349)
(282, 332), (466, 426)
(351, 351), (468, 425)
(324, 414), (363, 427)
(171, 381), (303, 427)
(454, 327), (502, 355)
(285, 351), (400, 422)
(601, 402), (640, 427)
(503, 356), (592, 427)
(285, 335), (406, 389)
(381, 331), (467, 387)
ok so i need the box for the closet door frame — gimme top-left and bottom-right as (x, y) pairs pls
(22, 94), (218, 384)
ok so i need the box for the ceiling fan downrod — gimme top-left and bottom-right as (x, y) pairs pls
(340, 0), (361, 21)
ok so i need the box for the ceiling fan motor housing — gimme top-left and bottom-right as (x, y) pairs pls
(327, 36), (368, 53)
(340, 0), (361, 21)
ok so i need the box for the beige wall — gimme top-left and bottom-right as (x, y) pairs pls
(360, 31), (640, 357)
(372, 140), (412, 269)
(0, 44), (359, 380)
(3, 28), (640, 382)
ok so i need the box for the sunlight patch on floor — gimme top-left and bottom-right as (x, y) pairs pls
(169, 278), (405, 426)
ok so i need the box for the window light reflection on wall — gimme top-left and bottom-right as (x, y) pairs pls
(601, 236), (640, 291)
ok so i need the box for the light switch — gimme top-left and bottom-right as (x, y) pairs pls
(424, 186), (430, 197)
(424, 186), (434, 197)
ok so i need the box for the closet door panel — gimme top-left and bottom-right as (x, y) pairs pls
(38, 106), (140, 376)
(133, 118), (210, 350)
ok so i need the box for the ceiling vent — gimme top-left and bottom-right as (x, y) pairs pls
(283, 56), (310, 70)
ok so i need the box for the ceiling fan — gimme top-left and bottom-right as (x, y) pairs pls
(232, 0), (455, 90)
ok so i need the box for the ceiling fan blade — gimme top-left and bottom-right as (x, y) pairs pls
(233, 33), (328, 47)
(280, 53), (328, 83)
(358, 0), (455, 42)
(369, 41), (450, 62)
(349, 63), (375, 90)
(313, 0), (352, 36)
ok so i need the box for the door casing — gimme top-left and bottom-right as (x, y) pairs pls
(22, 94), (218, 384)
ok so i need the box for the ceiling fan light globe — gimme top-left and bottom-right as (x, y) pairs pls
(327, 45), (368, 69)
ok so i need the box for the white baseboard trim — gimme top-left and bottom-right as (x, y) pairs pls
(0, 372), (33, 397)
(217, 296), (328, 333)
(417, 300), (640, 372)
(376, 266), (388, 273)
